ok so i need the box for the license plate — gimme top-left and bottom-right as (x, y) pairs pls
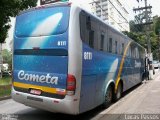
(30, 89), (42, 95)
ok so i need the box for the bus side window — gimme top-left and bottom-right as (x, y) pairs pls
(79, 12), (86, 42)
(104, 33), (108, 52)
(79, 11), (96, 49)
(139, 48), (143, 59)
(131, 46), (134, 58)
(135, 47), (140, 59)
(87, 16), (97, 49)
(86, 16), (91, 30)
(100, 34), (104, 51)
(89, 30), (94, 48)
(115, 41), (118, 54)
(127, 46), (131, 57)
(131, 45), (136, 58)
(109, 38), (112, 53)
(121, 43), (124, 55)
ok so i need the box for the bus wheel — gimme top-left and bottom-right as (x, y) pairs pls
(103, 85), (113, 108)
(114, 82), (122, 101)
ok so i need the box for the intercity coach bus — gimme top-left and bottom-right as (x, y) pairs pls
(12, 2), (146, 114)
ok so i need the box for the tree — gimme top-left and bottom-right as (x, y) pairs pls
(0, 0), (38, 43)
(134, 12), (145, 25)
(123, 31), (146, 48)
(126, 15), (160, 59)
(2, 49), (12, 70)
(129, 12), (146, 33)
(129, 20), (140, 32)
(154, 17), (160, 35)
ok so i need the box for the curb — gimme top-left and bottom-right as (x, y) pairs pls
(0, 96), (11, 101)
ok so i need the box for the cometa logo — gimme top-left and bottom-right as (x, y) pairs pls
(18, 70), (58, 85)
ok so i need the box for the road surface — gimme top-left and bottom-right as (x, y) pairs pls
(0, 72), (160, 120)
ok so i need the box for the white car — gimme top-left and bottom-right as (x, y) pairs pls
(153, 61), (159, 69)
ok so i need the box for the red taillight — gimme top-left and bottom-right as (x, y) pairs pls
(67, 74), (76, 96)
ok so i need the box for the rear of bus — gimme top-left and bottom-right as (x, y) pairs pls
(12, 3), (80, 114)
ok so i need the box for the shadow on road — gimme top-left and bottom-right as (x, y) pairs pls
(15, 105), (104, 120)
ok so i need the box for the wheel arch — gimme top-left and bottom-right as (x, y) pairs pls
(104, 80), (115, 100)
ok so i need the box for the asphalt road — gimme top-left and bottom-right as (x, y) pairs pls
(0, 72), (160, 120)
(0, 98), (104, 120)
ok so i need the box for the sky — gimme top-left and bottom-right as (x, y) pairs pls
(3, 0), (160, 51)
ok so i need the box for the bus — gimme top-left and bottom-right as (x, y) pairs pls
(12, 2), (146, 114)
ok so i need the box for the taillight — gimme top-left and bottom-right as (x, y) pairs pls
(66, 74), (76, 96)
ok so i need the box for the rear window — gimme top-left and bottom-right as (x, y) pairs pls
(15, 6), (70, 37)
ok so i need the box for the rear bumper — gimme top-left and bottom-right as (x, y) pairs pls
(11, 87), (79, 115)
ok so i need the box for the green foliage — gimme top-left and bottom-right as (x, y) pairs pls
(0, 77), (11, 97)
(0, 77), (11, 85)
(2, 49), (12, 70)
(154, 17), (160, 35)
(123, 31), (146, 48)
(149, 31), (159, 59)
(134, 12), (145, 25)
(130, 11), (146, 33)
(129, 20), (144, 33)
(0, 0), (38, 43)
(127, 15), (160, 59)
(0, 88), (11, 97)
(124, 30), (158, 54)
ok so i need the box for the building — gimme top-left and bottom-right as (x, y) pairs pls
(90, 0), (130, 32)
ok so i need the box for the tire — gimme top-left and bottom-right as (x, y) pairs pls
(114, 82), (122, 101)
(102, 85), (113, 108)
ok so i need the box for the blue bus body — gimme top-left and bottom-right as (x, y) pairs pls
(12, 2), (146, 114)
(13, 6), (70, 98)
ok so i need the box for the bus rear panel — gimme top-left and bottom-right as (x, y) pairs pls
(12, 4), (80, 114)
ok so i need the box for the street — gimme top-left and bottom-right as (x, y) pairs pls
(0, 72), (160, 120)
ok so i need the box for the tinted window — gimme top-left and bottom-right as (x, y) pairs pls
(100, 34), (104, 51)
(15, 6), (70, 37)
(89, 30), (94, 48)
(80, 11), (97, 49)
(109, 38), (112, 53)
(115, 41), (118, 54)
(131, 44), (136, 58)
(121, 43), (124, 55)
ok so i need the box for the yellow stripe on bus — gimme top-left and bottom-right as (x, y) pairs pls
(13, 82), (59, 94)
(115, 41), (132, 92)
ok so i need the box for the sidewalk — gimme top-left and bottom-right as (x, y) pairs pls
(93, 71), (160, 120)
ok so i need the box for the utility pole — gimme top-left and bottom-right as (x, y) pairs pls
(133, 0), (153, 79)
